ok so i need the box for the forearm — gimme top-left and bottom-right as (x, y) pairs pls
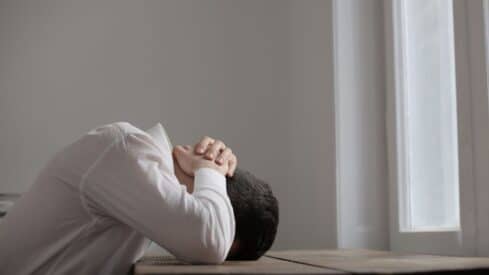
(167, 168), (235, 264)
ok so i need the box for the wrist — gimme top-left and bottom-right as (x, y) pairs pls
(194, 161), (225, 176)
(194, 167), (227, 194)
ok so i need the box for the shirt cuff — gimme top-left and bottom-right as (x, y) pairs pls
(193, 168), (227, 194)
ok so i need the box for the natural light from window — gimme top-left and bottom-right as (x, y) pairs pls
(397, 0), (460, 232)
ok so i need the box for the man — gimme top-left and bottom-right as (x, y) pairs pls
(0, 122), (279, 274)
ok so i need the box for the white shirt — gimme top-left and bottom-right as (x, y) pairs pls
(0, 122), (235, 275)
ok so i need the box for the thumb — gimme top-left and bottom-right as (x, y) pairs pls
(173, 145), (187, 155)
(173, 145), (193, 158)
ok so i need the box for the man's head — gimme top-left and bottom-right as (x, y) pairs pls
(225, 168), (279, 261)
(172, 138), (279, 260)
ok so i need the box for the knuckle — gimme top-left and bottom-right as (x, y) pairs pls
(201, 136), (214, 143)
(221, 153), (230, 159)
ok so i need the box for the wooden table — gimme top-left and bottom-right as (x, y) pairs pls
(134, 249), (489, 275)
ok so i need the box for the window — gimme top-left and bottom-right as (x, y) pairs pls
(385, 0), (481, 256)
(395, 0), (460, 232)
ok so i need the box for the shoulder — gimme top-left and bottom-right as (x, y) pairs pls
(89, 122), (175, 174)
(85, 121), (150, 140)
(93, 121), (144, 135)
(82, 122), (158, 156)
(99, 122), (164, 155)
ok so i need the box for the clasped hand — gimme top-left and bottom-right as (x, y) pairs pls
(173, 136), (238, 189)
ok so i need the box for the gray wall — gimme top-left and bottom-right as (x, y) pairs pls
(0, 0), (336, 250)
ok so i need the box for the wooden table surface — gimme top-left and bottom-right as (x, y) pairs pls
(134, 249), (489, 275)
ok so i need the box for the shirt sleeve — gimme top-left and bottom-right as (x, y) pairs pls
(80, 131), (235, 264)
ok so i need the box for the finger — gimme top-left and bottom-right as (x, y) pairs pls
(216, 148), (233, 165)
(183, 145), (192, 151)
(173, 146), (185, 160)
(204, 140), (226, 160)
(227, 155), (238, 177)
(195, 136), (215, 154)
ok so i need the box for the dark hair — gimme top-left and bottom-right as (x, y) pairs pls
(225, 168), (279, 260)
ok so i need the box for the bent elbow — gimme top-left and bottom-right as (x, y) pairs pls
(189, 237), (229, 264)
(185, 227), (231, 264)
(181, 246), (227, 265)
(171, 233), (229, 265)
(198, 248), (227, 265)
(184, 193), (235, 264)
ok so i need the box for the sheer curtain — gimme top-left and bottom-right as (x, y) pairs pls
(397, 0), (460, 231)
